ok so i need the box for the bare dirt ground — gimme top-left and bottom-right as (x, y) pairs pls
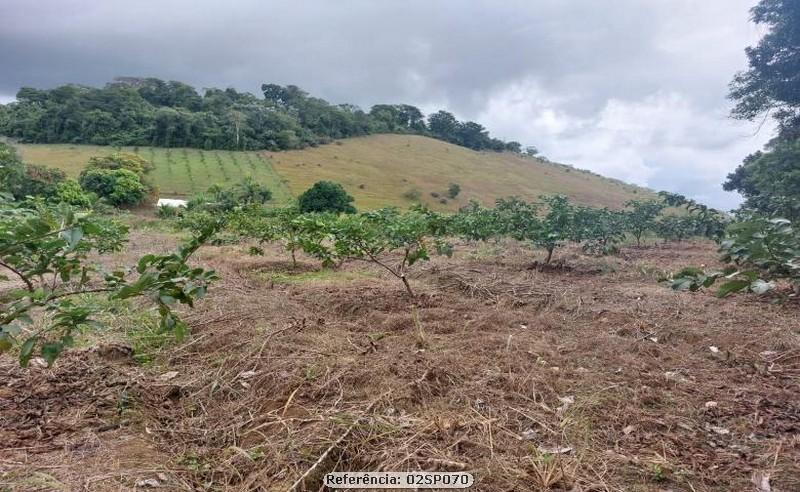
(2, 236), (799, 491)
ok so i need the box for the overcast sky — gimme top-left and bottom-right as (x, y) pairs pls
(0, 0), (772, 209)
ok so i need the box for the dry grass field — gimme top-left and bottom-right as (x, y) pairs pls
(268, 135), (653, 210)
(2, 232), (798, 491)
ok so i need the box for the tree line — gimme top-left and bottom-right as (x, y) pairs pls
(176, 181), (727, 296)
(0, 78), (522, 153)
(665, 0), (800, 299)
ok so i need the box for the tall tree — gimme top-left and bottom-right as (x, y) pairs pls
(729, 0), (800, 138)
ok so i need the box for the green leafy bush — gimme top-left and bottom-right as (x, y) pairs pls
(79, 168), (148, 207)
(86, 152), (153, 175)
(325, 207), (453, 295)
(0, 144), (67, 200)
(624, 200), (666, 247)
(53, 179), (95, 207)
(447, 183), (461, 199)
(297, 181), (355, 214)
(187, 178), (272, 214)
(667, 218), (799, 297)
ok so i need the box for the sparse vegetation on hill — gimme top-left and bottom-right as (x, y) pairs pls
(269, 134), (655, 210)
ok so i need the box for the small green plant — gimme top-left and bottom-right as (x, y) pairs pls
(447, 183), (461, 199)
(624, 200), (666, 247)
(0, 198), (219, 366)
(403, 188), (422, 201)
(666, 217), (798, 297)
(323, 207), (453, 296)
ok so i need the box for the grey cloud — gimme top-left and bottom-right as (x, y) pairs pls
(0, 0), (767, 208)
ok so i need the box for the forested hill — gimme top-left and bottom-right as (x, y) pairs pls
(0, 77), (522, 153)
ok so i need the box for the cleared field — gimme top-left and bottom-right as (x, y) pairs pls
(268, 134), (654, 210)
(13, 143), (293, 203)
(4, 237), (799, 491)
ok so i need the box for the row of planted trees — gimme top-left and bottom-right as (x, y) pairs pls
(177, 187), (727, 296)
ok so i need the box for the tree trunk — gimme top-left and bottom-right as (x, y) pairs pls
(545, 248), (554, 265)
(400, 274), (414, 297)
(291, 248), (297, 269)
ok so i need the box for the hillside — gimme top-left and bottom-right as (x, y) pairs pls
(13, 143), (294, 203)
(268, 134), (653, 210)
(11, 135), (653, 210)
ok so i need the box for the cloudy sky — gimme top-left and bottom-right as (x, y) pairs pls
(0, 0), (773, 209)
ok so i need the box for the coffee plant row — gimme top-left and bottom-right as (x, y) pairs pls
(215, 194), (726, 296)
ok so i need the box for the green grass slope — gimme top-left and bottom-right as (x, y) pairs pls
(12, 135), (652, 210)
(13, 143), (293, 203)
(268, 134), (653, 210)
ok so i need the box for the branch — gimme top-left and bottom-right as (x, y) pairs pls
(0, 261), (34, 292)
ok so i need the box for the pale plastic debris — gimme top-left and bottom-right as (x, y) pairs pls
(705, 401), (718, 409)
(709, 346), (720, 353)
(710, 425), (730, 435)
(158, 371), (179, 381)
(521, 428), (537, 440)
(135, 478), (160, 488)
(752, 472), (771, 492)
(538, 445), (573, 454)
(156, 198), (187, 208)
(557, 395), (575, 414)
(238, 370), (258, 379)
(664, 371), (689, 383)
(622, 425), (636, 435)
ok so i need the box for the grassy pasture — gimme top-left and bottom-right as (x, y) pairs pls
(268, 134), (654, 210)
(12, 135), (653, 211)
(13, 143), (293, 203)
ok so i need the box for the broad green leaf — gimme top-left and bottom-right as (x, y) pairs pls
(19, 336), (37, 367)
(717, 280), (750, 297)
(0, 333), (13, 353)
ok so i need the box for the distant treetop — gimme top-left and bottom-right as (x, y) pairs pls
(0, 77), (527, 154)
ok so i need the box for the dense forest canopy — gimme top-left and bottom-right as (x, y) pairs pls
(0, 77), (522, 153)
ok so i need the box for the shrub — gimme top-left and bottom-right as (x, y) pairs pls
(430, 191), (440, 198)
(53, 179), (95, 207)
(80, 168), (148, 207)
(297, 181), (356, 214)
(187, 178), (272, 213)
(0, 144), (66, 199)
(86, 152), (153, 176)
(447, 183), (461, 199)
(157, 204), (182, 219)
(403, 188), (421, 201)
(667, 217), (799, 298)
